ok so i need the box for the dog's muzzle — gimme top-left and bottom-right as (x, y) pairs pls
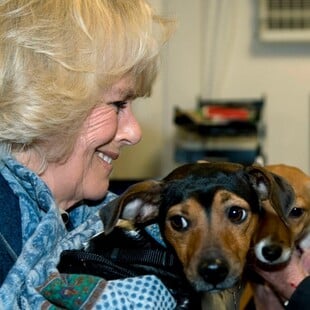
(190, 256), (240, 293)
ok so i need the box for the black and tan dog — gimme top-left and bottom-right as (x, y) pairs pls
(90, 162), (295, 310)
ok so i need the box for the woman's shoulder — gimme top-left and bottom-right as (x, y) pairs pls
(0, 172), (22, 285)
(0, 172), (21, 231)
(0, 171), (18, 200)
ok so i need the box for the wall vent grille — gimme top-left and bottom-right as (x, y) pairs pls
(259, 0), (310, 41)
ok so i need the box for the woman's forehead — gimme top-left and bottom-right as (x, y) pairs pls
(102, 76), (137, 100)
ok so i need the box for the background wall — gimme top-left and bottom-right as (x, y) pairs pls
(111, 0), (310, 180)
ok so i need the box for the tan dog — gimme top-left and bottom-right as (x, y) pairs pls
(266, 164), (310, 243)
(247, 164), (310, 267)
(249, 167), (294, 267)
(242, 164), (310, 310)
(94, 162), (295, 310)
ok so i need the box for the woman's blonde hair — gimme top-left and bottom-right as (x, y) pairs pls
(0, 0), (174, 169)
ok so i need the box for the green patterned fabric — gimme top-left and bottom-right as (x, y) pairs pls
(39, 273), (107, 309)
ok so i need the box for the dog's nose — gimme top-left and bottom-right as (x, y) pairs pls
(199, 258), (229, 285)
(262, 244), (283, 262)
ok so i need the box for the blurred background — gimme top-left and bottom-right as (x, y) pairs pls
(111, 0), (310, 183)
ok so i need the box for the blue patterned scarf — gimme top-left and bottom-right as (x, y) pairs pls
(0, 155), (175, 309)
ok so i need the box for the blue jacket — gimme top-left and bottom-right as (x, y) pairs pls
(0, 155), (175, 309)
(0, 173), (21, 285)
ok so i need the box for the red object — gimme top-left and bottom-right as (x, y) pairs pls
(203, 106), (250, 121)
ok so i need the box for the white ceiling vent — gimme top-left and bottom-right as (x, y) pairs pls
(259, 0), (310, 42)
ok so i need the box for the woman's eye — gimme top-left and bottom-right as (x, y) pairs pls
(169, 215), (190, 231)
(227, 206), (247, 224)
(112, 101), (127, 113)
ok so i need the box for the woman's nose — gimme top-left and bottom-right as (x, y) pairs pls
(117, 106), (142, 146)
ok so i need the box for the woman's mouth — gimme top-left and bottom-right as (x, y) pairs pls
(96, 152), (113, 164)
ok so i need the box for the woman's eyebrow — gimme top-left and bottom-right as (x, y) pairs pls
(118, 89), (137, 100)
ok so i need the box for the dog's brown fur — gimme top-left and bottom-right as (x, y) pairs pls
(241, 164), (310, 310)
(251, 164), (310, 265)
(96, 162), (295, 310)
(250, 195), (293, 267)
(266, 164), (310, 241)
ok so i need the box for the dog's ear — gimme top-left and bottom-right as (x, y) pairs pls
(269, 173), (296, 219)
(99, 180), (163, 235)
(246, 165), (295, 223)
(246, 166), (270, 201)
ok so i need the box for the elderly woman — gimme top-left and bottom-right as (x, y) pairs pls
(0, 0), (175, 308)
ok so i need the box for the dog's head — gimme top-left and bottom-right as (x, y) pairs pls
(100, 162), (291, 292)
(250, 164), (305, 267)
(266, 164), (310, 240)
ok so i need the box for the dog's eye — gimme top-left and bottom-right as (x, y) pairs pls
(169, 215), (190, 231)
(227, 206), (247, 223)
(289, 207), (304, 218)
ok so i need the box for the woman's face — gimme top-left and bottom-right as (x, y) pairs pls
(42, 76), (142, 209)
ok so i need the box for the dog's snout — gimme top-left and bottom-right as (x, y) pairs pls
(262, 244), (283, 262)
(199, 258), (229, 285)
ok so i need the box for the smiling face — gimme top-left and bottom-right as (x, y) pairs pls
(40, 76), (142, 210)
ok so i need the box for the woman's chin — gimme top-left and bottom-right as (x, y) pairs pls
(84, 181), (110, 202)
